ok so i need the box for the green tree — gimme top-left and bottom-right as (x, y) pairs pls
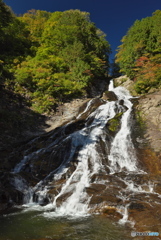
(116, 10), (161, 93)
(14, 9), (111, 113)
(116, 11), (161, 77)
(18, 9), (51, 47)
(0, 1), (32, 88)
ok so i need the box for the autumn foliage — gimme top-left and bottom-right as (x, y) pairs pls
(116, 10), (161, 94)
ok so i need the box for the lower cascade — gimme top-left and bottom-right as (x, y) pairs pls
(7, 80), (161, 235)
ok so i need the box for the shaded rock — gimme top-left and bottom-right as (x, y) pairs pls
(77, 98), (105, 121)
(136, 91), (161, 154)
(89, 188), (121, 206)
(128, 201), (161, 234)
(154, 183), (161, 195)
(86, 183), (106, 195)
(90, 203), (122, 221)
(91, 173), (111, 183)
(101, 205), (122, 219)
(129, 202), (145, 211)
(0, 183), (24, 213)
(44, 99), (88, 132)
(87, 78), (110, 98)
(102, 91), (118, 101)
(89, 196), (105, 205)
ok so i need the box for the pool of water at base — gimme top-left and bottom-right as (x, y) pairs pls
(0, 208), (132, 240)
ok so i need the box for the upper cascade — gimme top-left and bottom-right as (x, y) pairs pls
(108, 81), (138, 173)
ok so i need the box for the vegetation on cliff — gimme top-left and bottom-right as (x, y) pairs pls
(116, 10), (161, 94)
(0, 1), (111, 113)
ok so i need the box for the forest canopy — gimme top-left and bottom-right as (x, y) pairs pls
(0, 1), (111, 113)
(116, 10), (161, 94)
(1, 0), (160, 112)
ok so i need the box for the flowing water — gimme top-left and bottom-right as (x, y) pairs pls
(1, 80), (161, 239)
(0, 210), (131, 240)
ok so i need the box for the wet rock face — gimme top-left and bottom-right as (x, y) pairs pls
(114, 75), (137, 96)
(136, 91), (161, 154)
(1, 81), (161, 237)
(128, 198), (161, 235)
(114, 76), (161, 156)
(45, 98), (90, 131)
(0, 173), (24, 212)
(102, 91), (118, 101)
(0, 98), (107, 212)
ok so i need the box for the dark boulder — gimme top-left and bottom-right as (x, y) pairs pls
(102, 91), (118, 101)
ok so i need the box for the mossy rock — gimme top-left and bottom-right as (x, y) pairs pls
(107, 112), (123, 133)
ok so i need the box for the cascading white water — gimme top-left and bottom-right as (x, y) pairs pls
(12, 80), (143, 220)
(43, 80), (139, 217)
(48, 99), (118, 217)
(108, 83), (138, 173)
(8, 79), (161, 237)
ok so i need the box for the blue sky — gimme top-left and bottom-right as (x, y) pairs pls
(4, 0), (161, 61)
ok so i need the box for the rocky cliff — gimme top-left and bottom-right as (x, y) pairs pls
(114, 75), (161, 160)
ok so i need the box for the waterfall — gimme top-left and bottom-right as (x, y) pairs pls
(45, 99), (118, 217)
(108, 84), (138, 173)
(11, 80), (143, 220)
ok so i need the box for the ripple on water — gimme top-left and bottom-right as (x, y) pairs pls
(0, 210), (132, 240)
